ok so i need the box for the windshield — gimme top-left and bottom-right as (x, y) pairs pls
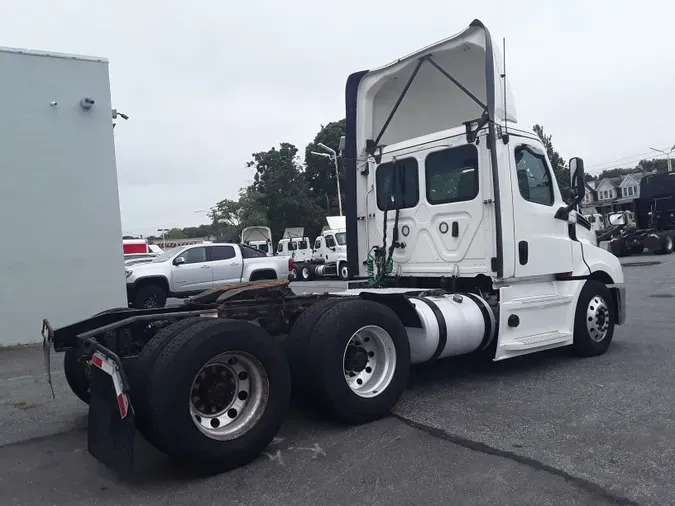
(152, 246), (185, 263)
(335, 232), (347, 245)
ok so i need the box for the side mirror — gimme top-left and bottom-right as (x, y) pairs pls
(569, 157), (586, 201)
(608, 213), (626, 227)
(555, 156), (586, 221)
(173, 256), (186, 266)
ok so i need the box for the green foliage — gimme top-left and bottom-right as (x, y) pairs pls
(165, 228), (187, 239)
(246, 142), (325, 242)
(532, 125), (569, 202)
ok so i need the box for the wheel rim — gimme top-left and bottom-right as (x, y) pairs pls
(586, 295), (610, 342)
(667, 237), (673, 251)
(144, 295), (159, 308)
(342, 325), (396, 398)
(302, 268), (311, 279)
(341, 265), (349, 278)
(189, 351), (269, 441)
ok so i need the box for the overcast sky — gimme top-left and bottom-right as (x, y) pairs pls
(2, 0), (673, 237)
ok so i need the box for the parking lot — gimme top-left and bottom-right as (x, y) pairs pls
(1, 254), (674, 505)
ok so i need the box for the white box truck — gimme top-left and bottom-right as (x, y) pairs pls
(42, 19), (624, 476)
(0, 47), (127, 346)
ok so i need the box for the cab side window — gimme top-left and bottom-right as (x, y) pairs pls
(514, 145), (554, 206)
(376, 157), (419, 211)
(183, 247), (208, 264)
(325, 235), (336, 248)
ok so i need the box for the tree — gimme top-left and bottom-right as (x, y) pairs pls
(210, 198), (242, 229)
(304, 119), (346, 215)
(165, 228), (186, 239)
(248, 142), (325, 242)
(532, 125), (569, 202)
(637, 158), (669, 173)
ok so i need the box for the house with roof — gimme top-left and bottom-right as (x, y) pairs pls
(580, 172), (653, 217)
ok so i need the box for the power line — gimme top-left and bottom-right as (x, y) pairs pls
(585, 151), (655, 171)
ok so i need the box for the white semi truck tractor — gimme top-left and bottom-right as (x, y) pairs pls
(294, 216), (349, 280)
(43, 19), (624, 476)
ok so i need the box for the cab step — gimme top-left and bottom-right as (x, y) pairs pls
(501, 331), (573, 351)
(503, 294), (574, 309)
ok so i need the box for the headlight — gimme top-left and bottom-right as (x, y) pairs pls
(125, 270), (133, 278)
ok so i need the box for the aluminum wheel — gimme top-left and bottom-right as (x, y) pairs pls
(586, 295), (610, 342)
(189, 351), (269, 441)
(340, 264), (349, 279)
(666, 236), (673, 252)
(343, 325), (396, 398)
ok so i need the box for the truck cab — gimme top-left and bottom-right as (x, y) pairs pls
(241, 226), (273, 256)
(277, 237), (312, 262)
(312, 230), (347, 264)
(344, 19), (624, 360)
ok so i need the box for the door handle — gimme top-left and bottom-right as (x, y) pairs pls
(451, 221), (459, 237)
(201, 265), (210, 269)
(229, 262), (238, 266)
(518, 241), (529, 265)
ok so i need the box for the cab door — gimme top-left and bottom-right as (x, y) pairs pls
(171, 246), (213, 292)
(324, 234), (339, 263)
(312, 237), (324, 261)
(210, 245), (242, 285)
(510, 141), (573, 277)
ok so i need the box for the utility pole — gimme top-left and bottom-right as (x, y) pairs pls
(310, 143), (343, 216)
(649, 143), (675, 172)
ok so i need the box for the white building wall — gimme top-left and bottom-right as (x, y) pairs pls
(0, 48), (127, 346)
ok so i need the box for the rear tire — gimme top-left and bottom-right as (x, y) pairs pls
(133, 284), (167, 309)
(285, 298), (354, 396)
(658, 235), (674, 255)
(146, 319), (290, 470)
(64, 349), (91, 405)
(305, 299), (410, 424)
(610, 239), (628, 257)
(572, 280), (615, 357)
(131, 317), (205, 447)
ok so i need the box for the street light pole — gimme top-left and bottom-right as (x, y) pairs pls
(649, 143), (675, 172)
(157, 228), (169, 248)
(313, 142), (343, 216)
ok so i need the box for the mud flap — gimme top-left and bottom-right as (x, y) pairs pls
(87, 357), (136, 476)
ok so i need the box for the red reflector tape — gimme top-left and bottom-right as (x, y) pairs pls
(92, 355), (103, 368)
(117, 394), (127, 418)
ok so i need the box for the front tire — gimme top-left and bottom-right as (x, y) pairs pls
(146, 319), (290, 470)
(300, 265), (315, 281)
(133, 284), (167, 309)
(339, 263), (349, 280)
(572, 280), (615, 357)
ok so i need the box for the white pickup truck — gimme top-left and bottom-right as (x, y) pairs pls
(125, 242), (293, 308)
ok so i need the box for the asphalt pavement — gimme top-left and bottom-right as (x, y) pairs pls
(1, 256), (674, 505)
